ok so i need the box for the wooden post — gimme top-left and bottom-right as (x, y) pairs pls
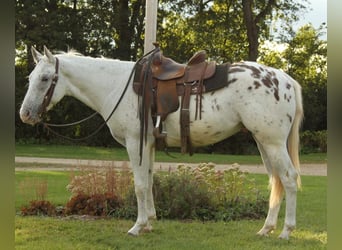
(144, 0), (158, 54)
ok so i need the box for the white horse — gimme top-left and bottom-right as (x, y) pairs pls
(20, 46), (303, 239)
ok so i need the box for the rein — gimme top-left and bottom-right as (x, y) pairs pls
(40, 48), (159, 142)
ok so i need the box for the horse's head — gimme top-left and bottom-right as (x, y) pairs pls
(20, 46), (66, 125)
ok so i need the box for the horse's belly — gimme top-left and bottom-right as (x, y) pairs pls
(165, 126), (241, 147)
(163, 105), (242, 147)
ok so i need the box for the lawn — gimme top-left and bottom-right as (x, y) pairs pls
(15, 169), (327, 249)
(15, 216), (326, 250)
(15, 143), (327, 164)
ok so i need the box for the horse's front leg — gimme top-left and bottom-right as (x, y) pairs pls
(144, 147), (157, 231)
(126, 137), (155, 236)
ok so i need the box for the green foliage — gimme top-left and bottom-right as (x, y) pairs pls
(259, 24), (327, 131)
(285, 24), (327, 130)
(15, 0), (145, 147)
(15, 0), (145, 59)
(300, 130), (327, 153)
(159, 0), (308, 61)
(158, 0), (249, 62)
(153, 165), (214, 220)
(153, 164), (267, 221)
(63, 163), (267, 221)
(18, 163), (267, 220)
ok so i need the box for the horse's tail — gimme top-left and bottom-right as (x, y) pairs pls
(287, 79), (304, 188)
(270, 79), (303, 208)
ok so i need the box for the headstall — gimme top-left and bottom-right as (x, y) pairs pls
(39, 57), (59, 115)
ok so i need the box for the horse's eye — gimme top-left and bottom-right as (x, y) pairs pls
(41, 76), (49, 82)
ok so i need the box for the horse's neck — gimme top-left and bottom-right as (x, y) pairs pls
(59, 55), (134, 114)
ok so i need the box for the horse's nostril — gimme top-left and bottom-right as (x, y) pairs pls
(20, 108), (31, 121)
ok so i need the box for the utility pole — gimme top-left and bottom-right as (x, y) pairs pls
(144, 0), (158, 54)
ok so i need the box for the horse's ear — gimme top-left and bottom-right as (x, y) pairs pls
(31, 46), (43, 64)
(43, 46), (55, 63)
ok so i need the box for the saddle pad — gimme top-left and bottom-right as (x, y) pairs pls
(202, 63), (230, 92)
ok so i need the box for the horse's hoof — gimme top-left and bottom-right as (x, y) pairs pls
(143, 225), (153, 233)
(127, 225), (141, 236)
(257, 225), (275, 237)
(278, 226), (294, 240)
(257, 230), (270, 237)
(127, 231), (138, 237)
(278, 232), (290, 240)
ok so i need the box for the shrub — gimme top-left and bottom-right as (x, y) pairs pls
(67, 164), (132, 198)
(152, 163), (267, 221)
(64, 193), (121, 216)
(153, 165), (212, 220)
(19, 178), (57, 216)
(65, 164), (130, 216)
(300, 130), (327, 153)
(21, 200), (56, 216)
(33, 162), (267, 221)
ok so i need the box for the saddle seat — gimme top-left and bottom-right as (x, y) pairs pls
(151, 50), (216, 82)
(151, 52), (185, 80)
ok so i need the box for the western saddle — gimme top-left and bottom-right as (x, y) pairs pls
(133, 44), (228, 157)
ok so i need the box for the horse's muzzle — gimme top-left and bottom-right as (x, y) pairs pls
(19, 107), (41, 125)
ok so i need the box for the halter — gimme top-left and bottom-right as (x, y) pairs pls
(39, 57), (59, 115)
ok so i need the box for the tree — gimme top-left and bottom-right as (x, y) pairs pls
(242, 0), (277, 61)
(259, 24), (327, 131)
(285, 24), (327, 131)
(158, 0), (308, 62)
(15, 0), (145, 145)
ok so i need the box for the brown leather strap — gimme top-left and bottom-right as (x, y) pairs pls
(39, 57), (59, 115)
(156, 79), (179, 120)
(195, 62), (208, 120)
(180, 81), (194, 155)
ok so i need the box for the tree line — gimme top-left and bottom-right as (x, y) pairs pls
(15, 0), (327, 153)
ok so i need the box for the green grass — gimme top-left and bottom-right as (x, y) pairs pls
(15, 143), (327, 164)
(15, 171), (71, 210)
(15, 217), (326, 250)
(15, 170), (326, 249)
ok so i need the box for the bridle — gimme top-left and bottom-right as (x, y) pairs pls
(39, 57), (59, 115)
(39, 48), (159, 143)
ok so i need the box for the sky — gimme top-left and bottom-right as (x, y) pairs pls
(294, 0), (327, 38)
(297, 0), (327, 27)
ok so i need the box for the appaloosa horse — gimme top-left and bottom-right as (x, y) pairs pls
(20, 46), (303, 239)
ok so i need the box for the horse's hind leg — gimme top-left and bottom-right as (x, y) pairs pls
(277, 150), (299, 240)
(256, 142), (299, 239)
(255, 140), (283, 236)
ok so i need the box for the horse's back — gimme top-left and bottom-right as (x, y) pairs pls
(163, 61), (299, 147)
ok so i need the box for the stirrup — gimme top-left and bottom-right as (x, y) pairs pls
(153, 115), (167, 139)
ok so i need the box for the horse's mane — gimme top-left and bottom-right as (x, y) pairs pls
(55, 49), (115, 60)
(55, 49), (83, 57)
